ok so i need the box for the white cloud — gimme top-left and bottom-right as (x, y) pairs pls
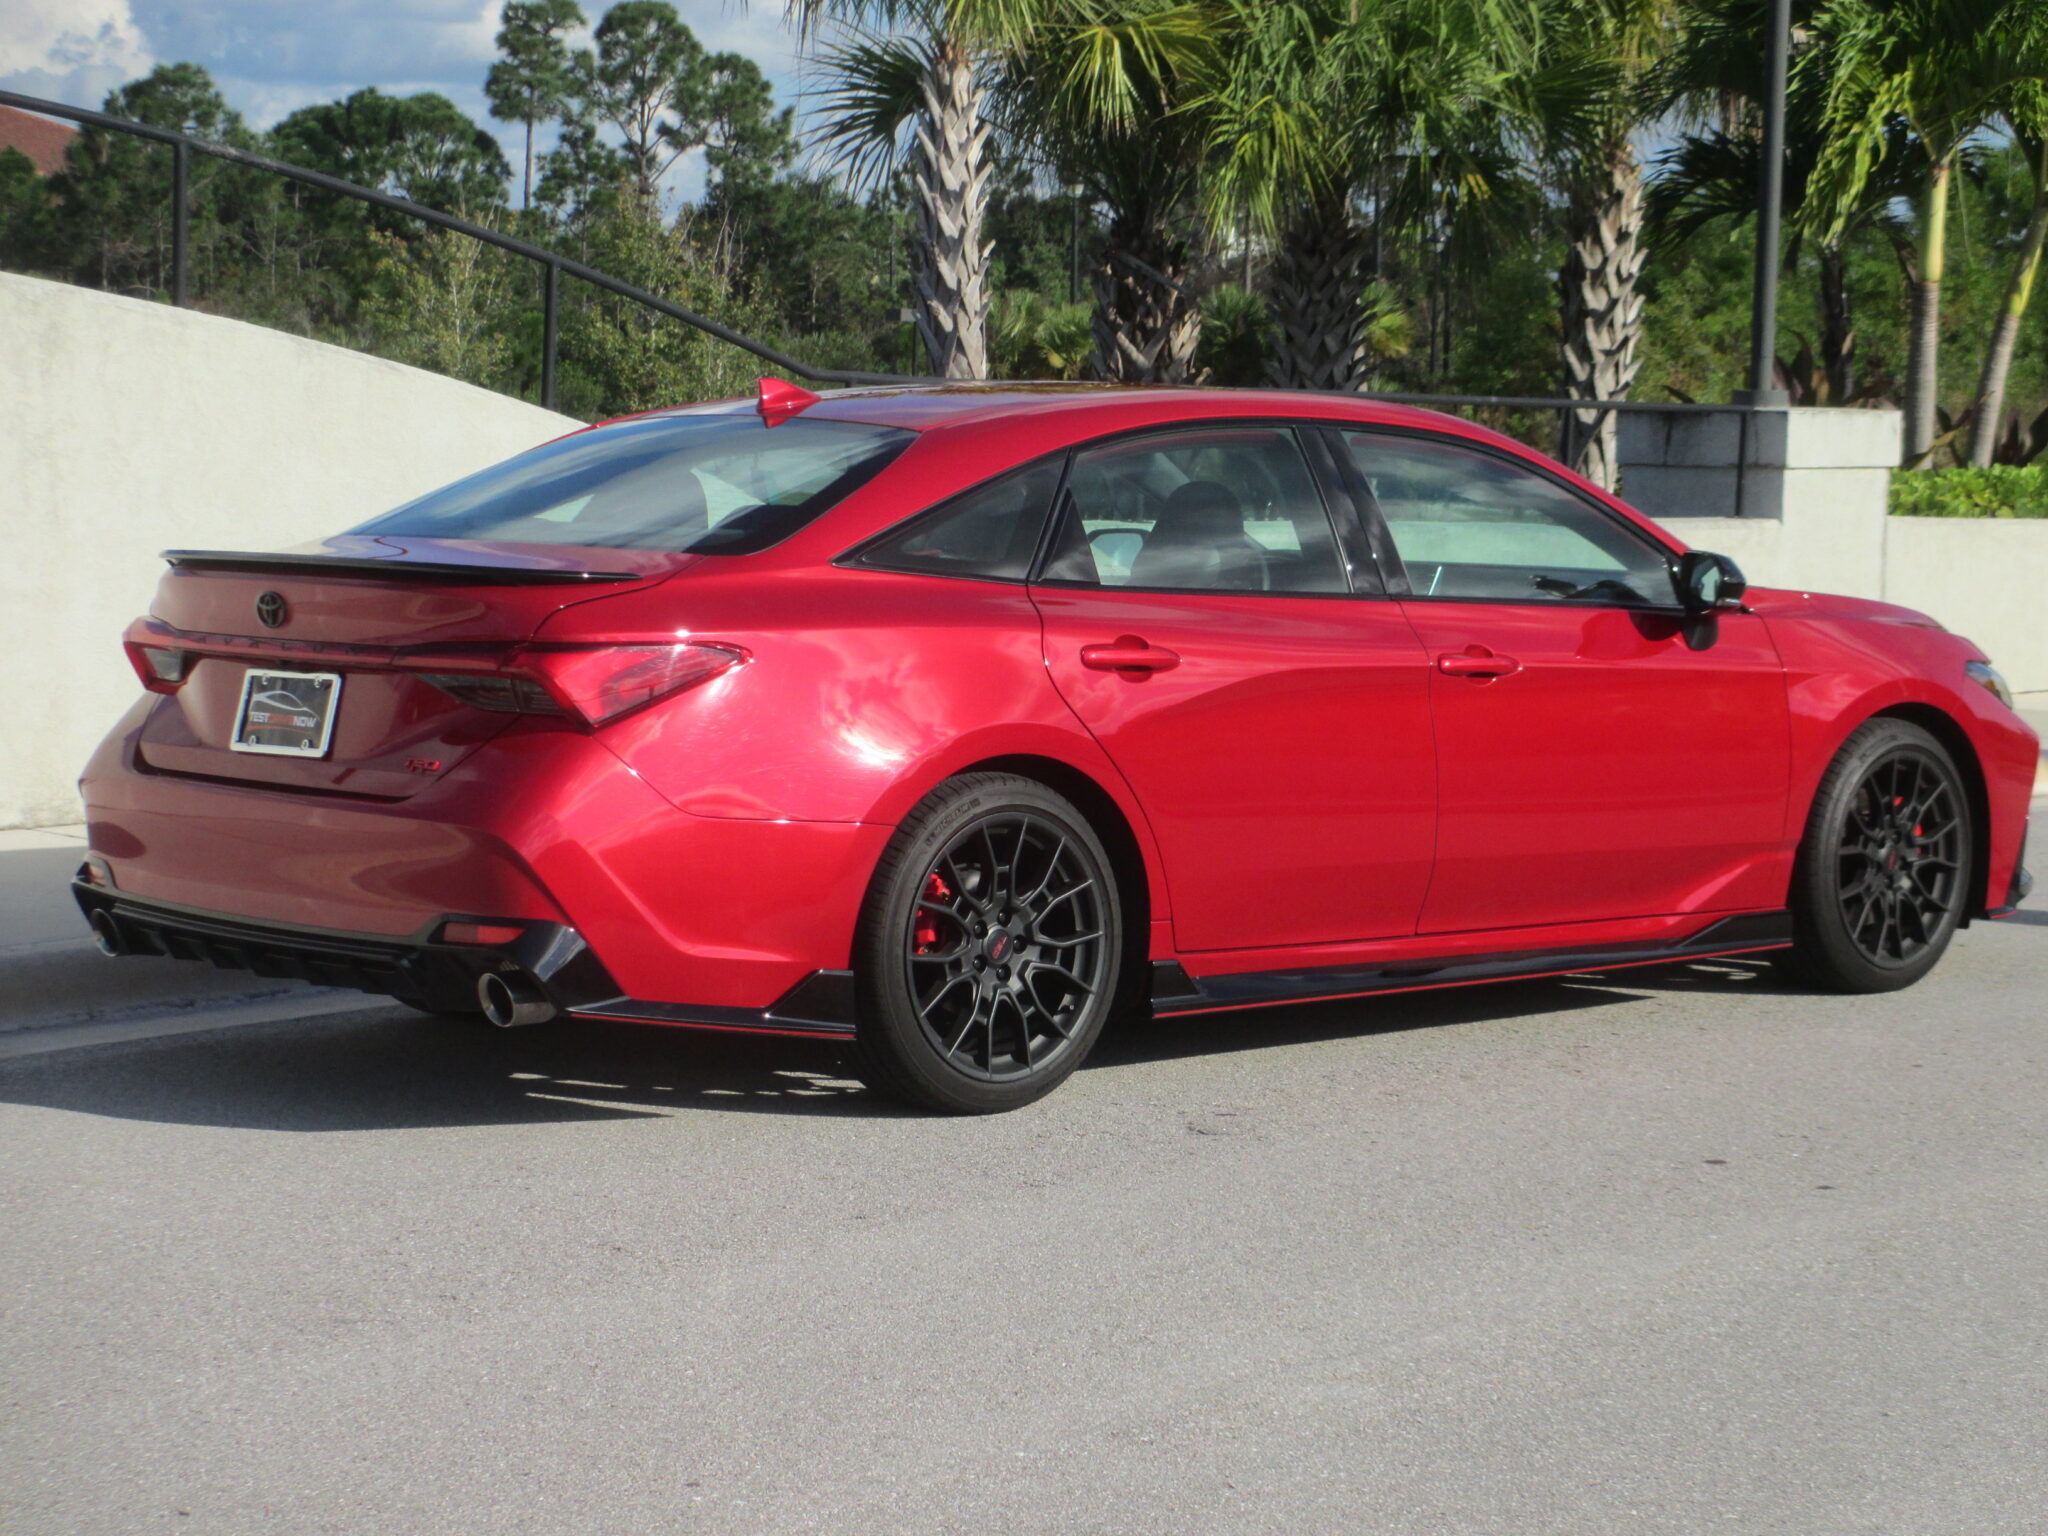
(0, 0), (155, 109)
(0, 0), (823, 204)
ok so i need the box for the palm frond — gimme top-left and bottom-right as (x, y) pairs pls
(807, 27), (935, 187)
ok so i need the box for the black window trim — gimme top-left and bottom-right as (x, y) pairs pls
(1330, 422), (1688, 613)
(1023, 419), (1366, 600)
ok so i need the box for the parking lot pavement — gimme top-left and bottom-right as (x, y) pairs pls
(2, 911), (2044, 1535)
(0, 828), (339, 1037)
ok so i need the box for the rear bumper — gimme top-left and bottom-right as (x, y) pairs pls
(79, 705), (892, 1015)
(71, 879), (859, 1036)
(1993, 822), (2032, 914)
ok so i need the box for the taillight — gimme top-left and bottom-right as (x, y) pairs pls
(524, 643), (747, 725)
(123, 620), (188, 693)
(415, 673), (564, 716)
(418, 642), (746, 727)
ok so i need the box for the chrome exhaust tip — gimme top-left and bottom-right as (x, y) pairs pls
(88, 909), (129, 958)
(478, 970), (557, 1028)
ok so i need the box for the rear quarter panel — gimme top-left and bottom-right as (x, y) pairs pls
(541, 562), (1175, 922)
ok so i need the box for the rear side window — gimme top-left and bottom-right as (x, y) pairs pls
(1040, 426), (1349, 593)
(354, 414), (913, 556)
(854, 461), (1059, 581)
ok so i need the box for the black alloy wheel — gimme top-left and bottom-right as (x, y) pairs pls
(1835, 747), (1967, 964)
(907, 812), (1107, 1081)
(854, 774), (1122, 1113)
(1790, 719), (1973, 992)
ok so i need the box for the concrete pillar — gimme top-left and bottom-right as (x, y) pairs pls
(1616, 406), (1901, 598)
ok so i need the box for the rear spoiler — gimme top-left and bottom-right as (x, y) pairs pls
(161, 550), (643, 585)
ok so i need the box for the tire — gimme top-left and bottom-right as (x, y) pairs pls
(1787, 718), (1974, 992)
(852, 773), (1124, 1114)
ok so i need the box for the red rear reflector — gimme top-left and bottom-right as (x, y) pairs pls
(440, 922), (526, 946)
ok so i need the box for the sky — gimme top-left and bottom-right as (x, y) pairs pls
(0, 0), (822, 200)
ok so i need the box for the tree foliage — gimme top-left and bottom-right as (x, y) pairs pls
(4, 0), (2048, 463)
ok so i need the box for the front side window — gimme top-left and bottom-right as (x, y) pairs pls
(355, 413), (913, 556)
(855, 460), (1060, 581)
(1041, 427), (1349, 594)
(1343, 431), (1676, 606)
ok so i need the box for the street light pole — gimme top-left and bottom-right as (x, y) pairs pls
(1739, 0), (1793, 405)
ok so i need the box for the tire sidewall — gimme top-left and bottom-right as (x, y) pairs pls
(855, 775), (1123, 1114)
(1794, 720), (1973, 991)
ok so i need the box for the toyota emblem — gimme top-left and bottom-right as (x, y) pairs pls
(255, 591), (288, 629)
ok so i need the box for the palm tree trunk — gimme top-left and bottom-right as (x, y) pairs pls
(1559, 140), (1646, 491)
(910, 41), (991, 380)
(1903, 159), (1951, 466)
(1267, 196), (1372, 390)
(1819, 243), (1855, 402)
(1090, 220), (1200, 383)
(1966, 171), (2048, 467)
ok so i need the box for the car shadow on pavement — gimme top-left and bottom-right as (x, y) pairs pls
(0, 1006), (889, 1131)
(0, 955), (1810, 1133)
(1090, 969), (1665, 1071)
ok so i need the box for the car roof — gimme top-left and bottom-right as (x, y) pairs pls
(789, 382), (1687, 557)
(788, 382), (1470, 435)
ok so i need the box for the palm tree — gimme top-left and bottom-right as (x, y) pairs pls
(1195, 0), (1538, 392)
(1647, 0), (1912, 404)
(1807, 0), (2042, 465)
(805, 0), (1052, 377)
(994, 1), (1219, 382)
(1540, 0), (1680, 489)
(1966, 85), (2048, 465)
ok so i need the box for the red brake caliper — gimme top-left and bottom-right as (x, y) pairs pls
(914, 871), (952, 955)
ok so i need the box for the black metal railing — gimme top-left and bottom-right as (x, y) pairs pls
(1352, 389), (1782, 510)
(0, 89), (909, 406)
(5, 88), (1788, 488)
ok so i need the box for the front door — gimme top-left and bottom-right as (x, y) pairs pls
(1338, 428), (1792, 935)
(1031, 424), (1436, 953)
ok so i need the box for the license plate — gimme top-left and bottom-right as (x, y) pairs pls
(231, 668), (342, 757)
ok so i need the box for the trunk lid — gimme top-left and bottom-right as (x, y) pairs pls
(134, 538), (688, 798)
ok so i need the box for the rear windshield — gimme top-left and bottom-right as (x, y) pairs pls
(352, 413), (914, 555)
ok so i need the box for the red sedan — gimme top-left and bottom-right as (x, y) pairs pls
(77, 383), (2036, 1112)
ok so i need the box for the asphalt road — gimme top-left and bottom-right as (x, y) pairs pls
(3, 911), (2045, 1535)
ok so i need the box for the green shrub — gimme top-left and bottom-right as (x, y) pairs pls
(1889, 465), (2048, 518)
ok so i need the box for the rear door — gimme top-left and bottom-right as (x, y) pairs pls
(1336, 428), (1792, 934)
(1031, 424), (1436, 953)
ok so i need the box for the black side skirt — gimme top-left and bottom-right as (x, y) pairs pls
(569, 972), (859, 1037)
(1151, 911), (1794, 1016)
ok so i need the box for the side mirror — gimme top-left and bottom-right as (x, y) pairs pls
(1675, 550), (1747, 615)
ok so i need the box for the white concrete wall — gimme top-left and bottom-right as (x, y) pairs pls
(1881, 518), (2048, 693)
(0, 272), (581, 829)
(1621, 405), (2048, 693)
(1620, 407), (1900, 598)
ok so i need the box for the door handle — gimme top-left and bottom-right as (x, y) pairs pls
(1081, 637), (1182, 675)
(1437, 647), (1520, 678)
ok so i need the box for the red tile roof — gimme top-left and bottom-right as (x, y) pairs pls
(0, 105), (77, 176)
